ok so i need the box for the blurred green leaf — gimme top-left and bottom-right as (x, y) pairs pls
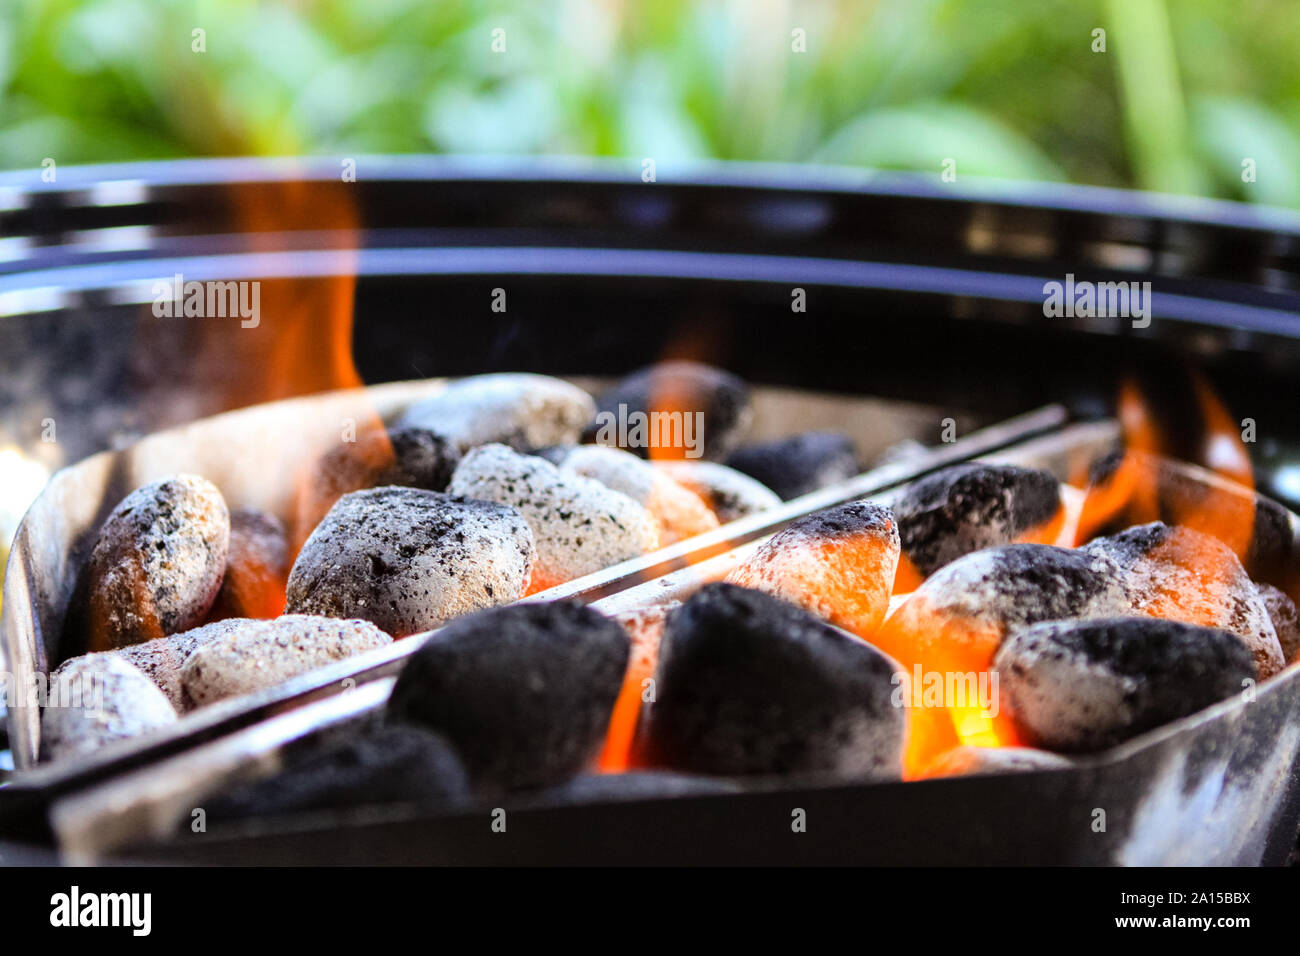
(1190, 95), (1300, 207)
(814, 102), (1064, 181)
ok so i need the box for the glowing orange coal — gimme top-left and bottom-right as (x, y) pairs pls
(889, 371), (1261, 777)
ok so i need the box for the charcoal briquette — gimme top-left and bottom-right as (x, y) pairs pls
(286, 487), (535, 635)
(1256, 582), (1299, 663)
(725, 431), (859, 500)
(397, 373), (594, 453)
(893, 463), (1063, 581)
(996, 616), (1256, 752)
(203, 724), (471, 824)
(1083, 522), (1285, 677)
(725, 500), (899, 637)
(586, 360), (752, 461)
(84, 475), (230, 651)
(646, 582), (906, 781)
(387, 601), (630, 792)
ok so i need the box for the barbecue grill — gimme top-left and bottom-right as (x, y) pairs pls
(2, 157), (1299, 865)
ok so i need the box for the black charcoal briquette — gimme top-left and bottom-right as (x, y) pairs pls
(725, 432), (859, 500)
(387, 601), (630, 792)
(646, 582), (905, 780)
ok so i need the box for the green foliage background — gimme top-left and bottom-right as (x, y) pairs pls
(1, 0), (1298, 204)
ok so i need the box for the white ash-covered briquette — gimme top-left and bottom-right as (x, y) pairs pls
(84, 475), (230, 651)
(207, 509), (290, 621)
(586, 360), (752, 461)
(995, 617), (1256, 753)
(875, 543), (1133, 676)
(646, 583), (907, 781)
(396, 373), (595, 454)
(387, 601), (630, 793)
(180, 615), (392, 708)
(203, 724), (471, 824)
(724, 431), (859, 501)
(892, 463), (1064, 588)
(294, 425), (461, 539)
(285, 487), (535, 635)
(40, 655), (178, 761)
(921, 745), (1073, 778)
(86, 627), (225, 710)
(447, 444), (659, 591)
(1257, 583), (1299, 663)
(724, 500), (900, 638)
(560, 444), (719, 544)
(1083, 522), (1285, 678)
(654, 460), (782, 522)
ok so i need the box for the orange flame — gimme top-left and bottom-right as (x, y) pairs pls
(598, 609), (667, 772)
(1076, 373), (1255, 558)
(161, 175), (390, 590)
(211, 177), (392, 562)
(1074, 379), (1163, 541)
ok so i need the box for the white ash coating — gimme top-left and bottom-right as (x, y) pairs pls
(994, 616), (1256, 753)
(396, 373), (595, 454)
(93, 628), (225, 710)
(561, 445), (719, 544)
(285, 487), (535, 635)
(1084, 522), (1284, 678)
(180, 615), (392, 708)
(1257, 583), (1299, 663)
(654, 460), (782, 522)
(907, 543), (1131, 630)
(877, 543), (1133, 672)
(448, 444), (659, 590)
(725, 500), (900, 638)
(923, 745), (1073, 778)
(86, 474), (230, 650)
(996, 626), (1136, 752)
(40, 655), (177, 761)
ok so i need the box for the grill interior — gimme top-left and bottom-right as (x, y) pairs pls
(3, 160), (1300, 864)
(28, 404), (1299, 866)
